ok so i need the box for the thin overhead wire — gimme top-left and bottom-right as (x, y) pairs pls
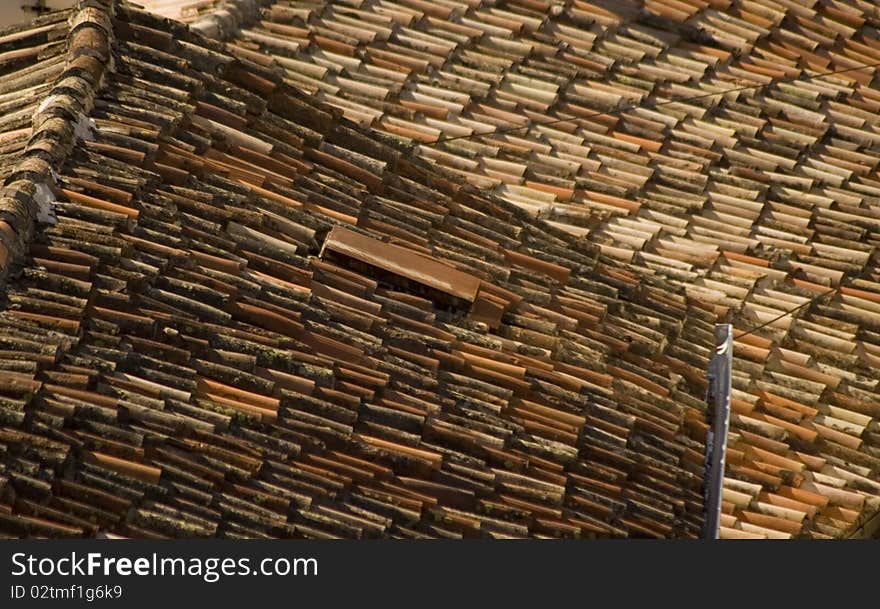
(413, 59), (880, 149)
(733, 286), (838, 340)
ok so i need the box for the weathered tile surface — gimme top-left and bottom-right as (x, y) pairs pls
(1, 0), (880, 538)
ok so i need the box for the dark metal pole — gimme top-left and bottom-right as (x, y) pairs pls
(702, 323), (733, 540)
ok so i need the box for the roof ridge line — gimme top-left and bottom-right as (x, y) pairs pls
(0, 0), (115, 287)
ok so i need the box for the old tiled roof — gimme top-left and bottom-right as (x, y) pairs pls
(0, 0), (878, 539)
(188, 0), (880, 539)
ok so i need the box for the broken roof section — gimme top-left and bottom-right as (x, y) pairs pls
(0, 0), (878, 540)
(321, 226), (483, 304)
